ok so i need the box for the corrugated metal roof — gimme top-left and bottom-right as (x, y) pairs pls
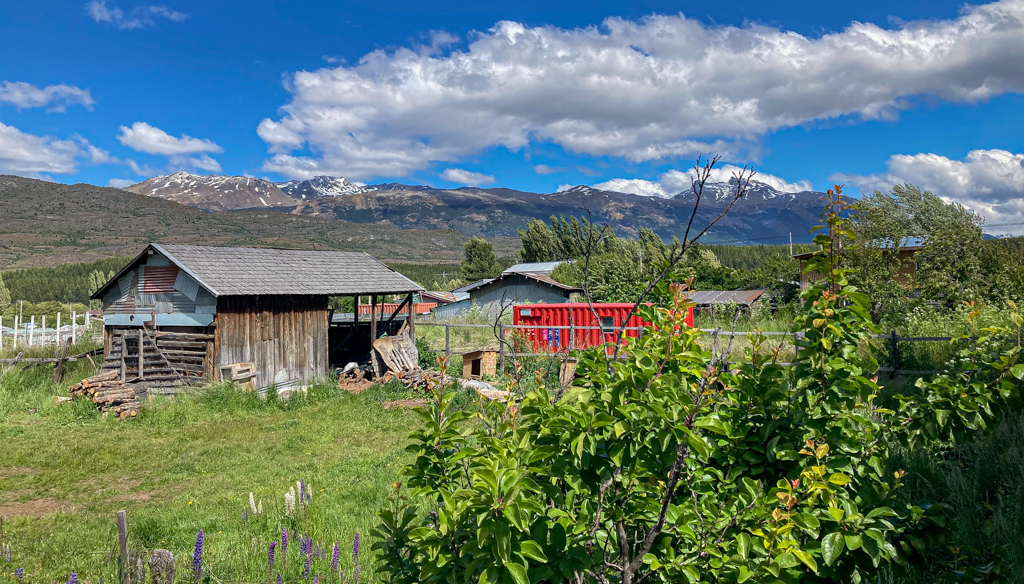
(686, 290), (765, 306)
(463, 271), (583, 293)
(453, 279), (493, 293)
(93, 244), (422, 298)
(503, 261), (564, 275)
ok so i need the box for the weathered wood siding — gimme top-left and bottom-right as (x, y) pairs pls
(101, 251), (216, 327)
(215, 295), (329, 389)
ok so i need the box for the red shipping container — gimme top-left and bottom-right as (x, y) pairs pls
(512, 302), (694, 353)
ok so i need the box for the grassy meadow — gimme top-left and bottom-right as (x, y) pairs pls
(0, 351), (421, 583)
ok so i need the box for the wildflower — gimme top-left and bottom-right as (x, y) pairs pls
(298, 479), (305, 504)
(284, 491), (296, 518)
(68, 573), (78, 584)
(242, 510), (248, 522)
(268, 541), (277, 568)
(257, 500), (263, 514)
(2, 543), (10, 562)
(313, 578), (319, 584)
(276, 573), (282, 584)
(281, 529), (289, 554)
(331, 543), (339, 572)
(193, 529), (204, 581)
(303, 556), (311, 577)
(352, 533), (360, 564)
(15, 567), (23, 582)
(249, 492), (258, 515)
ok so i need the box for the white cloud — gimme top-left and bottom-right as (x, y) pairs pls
(259, 1), (1024, 179)
(440, 167), (495, 186)
(533, 164), (563, 175)
(0, 81), (94, 112)
(0, 122), (81, 176)
(836, 149), (1024, 235)
(86, 0), (188, 29)
(108, 178), (136, 188)
(169, 153), (222, 173)
(595, 165), (812, 198)
(118, 122), (222, 156)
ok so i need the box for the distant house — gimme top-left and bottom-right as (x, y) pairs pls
(792, 237), (925, 290)
(92, 244), (422, 392)
(434, 261), (582, 319)
(421, 290), (467, 305)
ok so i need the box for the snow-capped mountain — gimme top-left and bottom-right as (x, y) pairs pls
(123, 172), (297, 211)
(277, 176), (367, 199)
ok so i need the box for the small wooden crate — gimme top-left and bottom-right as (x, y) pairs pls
(461, 349), (498, 380)
(220, 362), (257, 390)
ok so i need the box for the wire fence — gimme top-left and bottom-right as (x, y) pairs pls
(417, 321), (966, 378)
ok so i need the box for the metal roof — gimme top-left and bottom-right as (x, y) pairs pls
(92, 244), (422, 299)
(503, 261), (564, 275)
(452, 278), (493, 294)
(686, 290), (765, 306)
(463, 271), (582, 293)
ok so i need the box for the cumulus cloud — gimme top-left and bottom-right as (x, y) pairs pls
(440, 167), (496, 186)
(86, 0), (188, 29)
(0, 81), (94, 112)
(259, 1), (1024, 179)
(595, 165), (812, 198)
(836, 149), (1024, 235)
(108, 178), (136, 188)
(118, 121), (221, 156)
(0, 122), (81, 176)
(169, 153), (222, 173)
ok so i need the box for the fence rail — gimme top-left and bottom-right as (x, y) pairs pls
(418, 321), (965, 378)
(0, 311), (97, 350)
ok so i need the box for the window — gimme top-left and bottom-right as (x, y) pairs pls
(601, 316), (615, 334)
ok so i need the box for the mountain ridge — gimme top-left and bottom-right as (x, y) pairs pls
(119, 171), (826, 244)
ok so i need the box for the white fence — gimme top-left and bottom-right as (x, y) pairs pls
(0, 312), (96, 349)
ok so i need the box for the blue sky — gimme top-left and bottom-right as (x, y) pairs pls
(2, 0), (1023, 233)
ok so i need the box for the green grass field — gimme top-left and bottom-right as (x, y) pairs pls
(0, 353), (420, 584)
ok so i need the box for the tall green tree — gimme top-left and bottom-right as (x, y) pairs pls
(0, 271), (10, 311)
(462, 236), (501, 281)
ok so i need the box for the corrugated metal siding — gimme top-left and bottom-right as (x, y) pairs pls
(513, 303), (693, 352)
(174, 270), (200, 301)
(142, 266), (180, 293)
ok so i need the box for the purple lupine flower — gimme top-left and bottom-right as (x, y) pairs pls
(276, 573), (282, 584)
(242, 510), (248, 522)
(313, 577), (319, 584)
(268, 541), (277, 568)
(68, 573), (78, 584)
(331, 543), (339, 572)
(281, 528), (288, 554)
(192, 529), (204, 581)
(15, 568), (23, 582)
(303, 555), (312, 577)
(352, 533), (360, 564)
(299, 479), (306, 503)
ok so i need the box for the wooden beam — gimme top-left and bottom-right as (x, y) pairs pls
(381, 293), (412, 332)
(370, 294), (380, 379)
(407, 292), (416, 345)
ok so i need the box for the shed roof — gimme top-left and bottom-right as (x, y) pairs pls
(503, 261), (564, 275)
(686, 290), (765, 306)
(463, 271), (582, 293)
(93, 244), (422, 299)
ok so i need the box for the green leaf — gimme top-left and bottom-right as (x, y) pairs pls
(519, 540), (548, 563)
(822, 532), (845, 566)
(737, 532), (751, 560)
(827, 473), (852, 486)
(776, 552), (799, 569)
(495, 522), (511, 563)
(737, 566), (754, 583)
(478, 567), (498, 584)
(793, 549), (818, 574)
(506, 562), (529, 584)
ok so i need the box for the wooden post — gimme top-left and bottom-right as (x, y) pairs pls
(370, 295), (380, 379)
(54, 340), (70, 383)
(498, 322), (505, 374)
(117, 509), (129, 584)
(72, 311), (77, 345)
(444, 323), (450, 357)
(57, 312), (61, 344)
(407, 292), (415, 343)
(138, 329), (145, 378)
(890, 330), (899, 379)
(42, 315), (46, 346)
(29, 316), (35, 346)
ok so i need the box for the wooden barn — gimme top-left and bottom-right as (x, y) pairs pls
(91, 244), (422, 393)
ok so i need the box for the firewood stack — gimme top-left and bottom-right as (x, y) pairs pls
(67, 370), (143, 419)
(381, 367), (453, 391)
